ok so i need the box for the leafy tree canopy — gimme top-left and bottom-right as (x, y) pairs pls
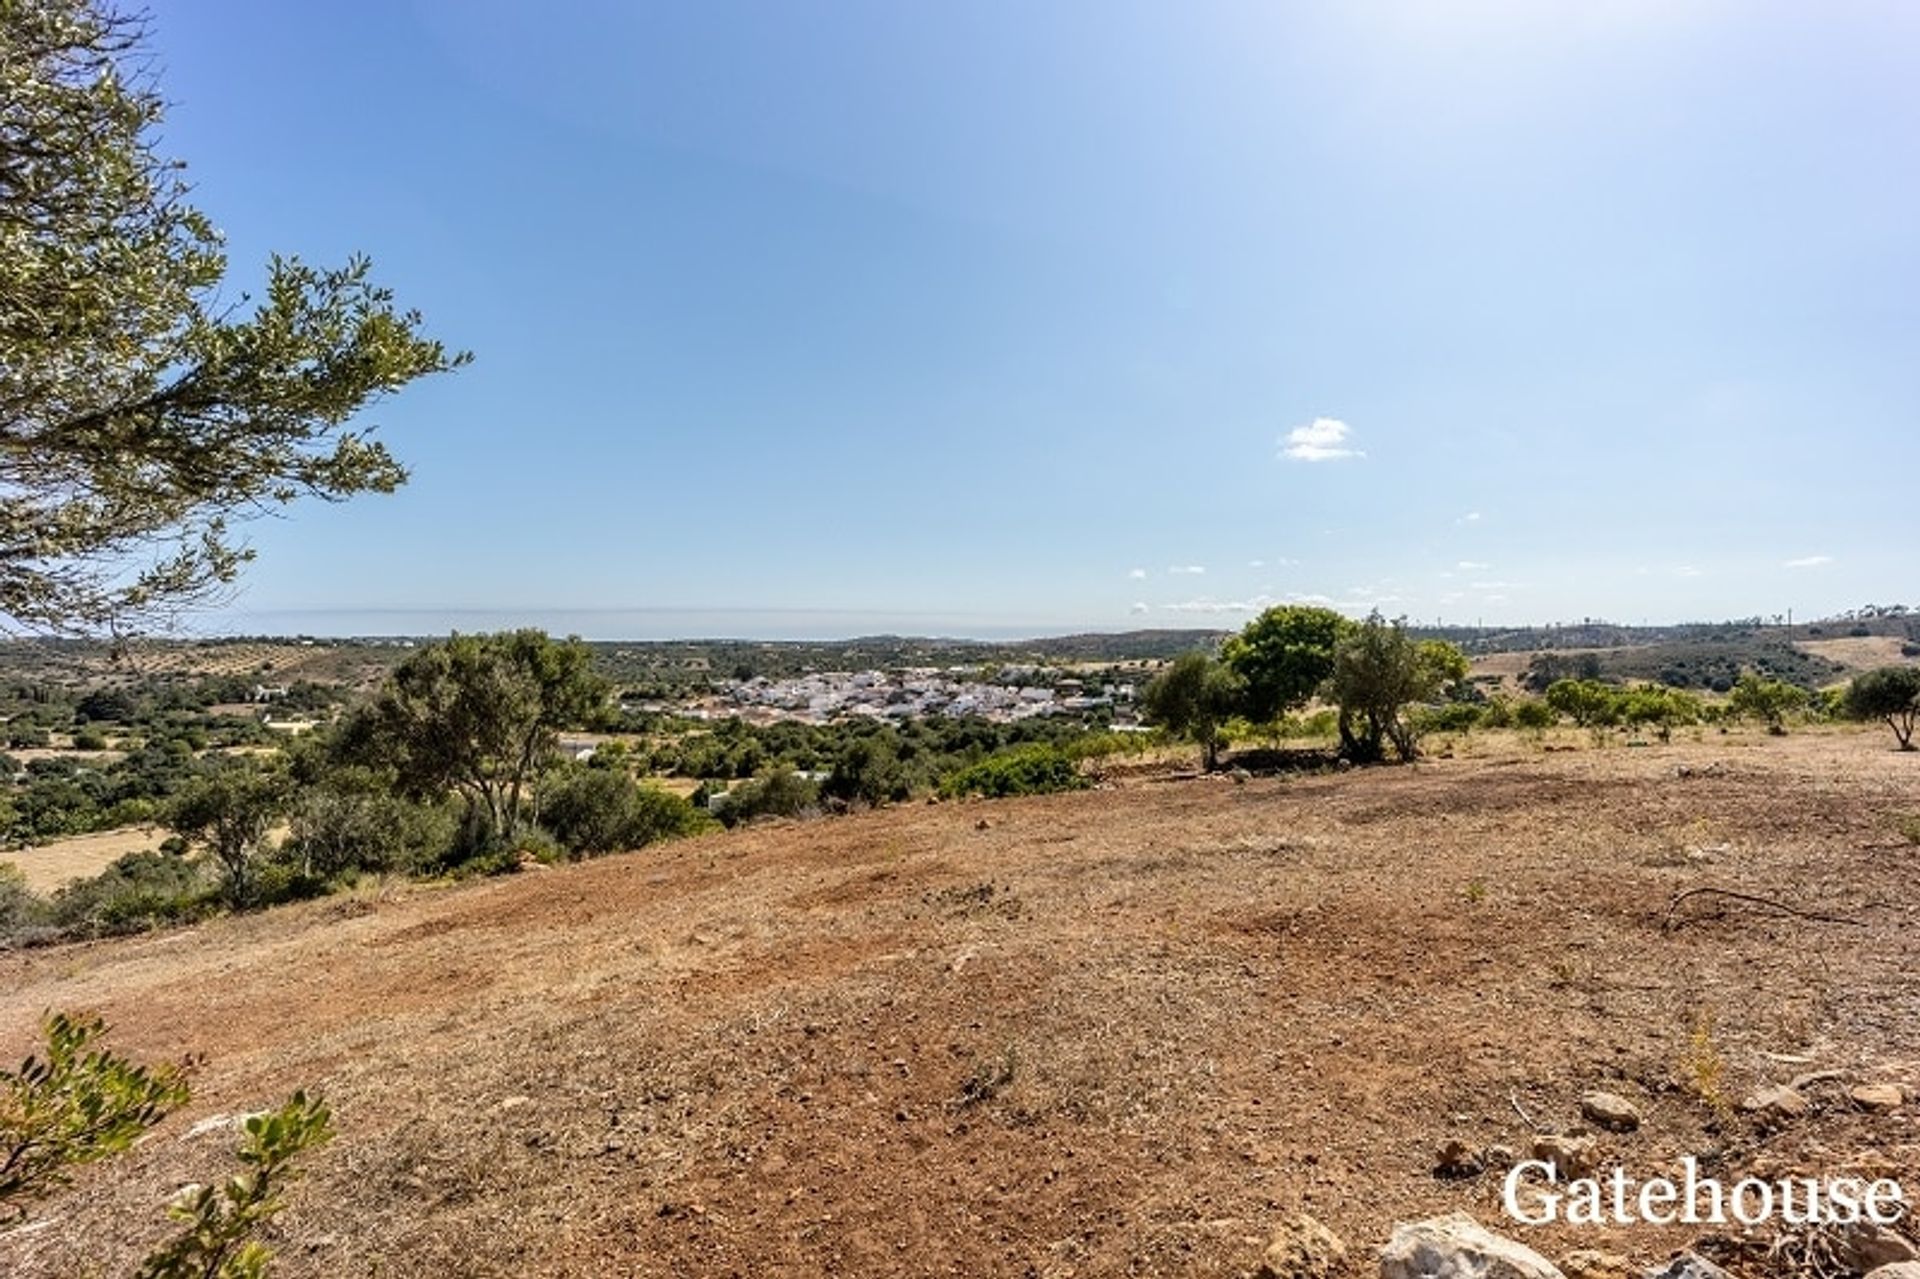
(1141, 650), (1242, 770)
(1, 0), (466, 631)
(1844, 664), (1920, 750)
(1221, 605), (1351, 723)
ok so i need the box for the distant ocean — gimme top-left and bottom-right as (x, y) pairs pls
(193, 608), (1124, 643)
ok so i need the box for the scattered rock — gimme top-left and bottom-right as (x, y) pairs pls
(1644, 1254), (1732, 1279)
(1739, 1084), (1810, 1121)
(1579, 1091), (1643, 1133)
(1837, 1222), (1920, 1273)
(1851, 1082), (1906, 1113)
(1434, 1138), (1485, 1179)
(1485, 1144), (1518, 1169)
(1379, 1212), (1564, 1279)
(1532, 1133), (1601, 1179)
(1255, 1214), (1346, 1279)
(1866, 1264), (1920, 1279)
(1561, 1251), (1634, 1279)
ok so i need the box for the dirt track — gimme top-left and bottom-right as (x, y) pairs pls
(2, 731), (1916, 1277)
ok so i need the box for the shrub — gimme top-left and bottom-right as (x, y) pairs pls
(49, 851), (211, 938)
(282, 784), (457, 879)
(715, 768), (819, 826)
(1415, 702), (1483, 734)
(1545, 679), (1621, 728)
(541, 765), (710, 855)
(1728, 671), (1808, 734)
(1844, 665), (1920, 750)
(71, 728), (109, 751)
(1511, 699), (1557, 731)
(0, 1011), (190, 1206)
(940, 745), (1088, 799)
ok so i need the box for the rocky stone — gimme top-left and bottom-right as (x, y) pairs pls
(1255, 1214), (1346, 1279)
(1836, 1222), (1920, 1273)
(1485, 1144), (1518, 1169)
(1532, 1133), (1601, 1179)
(1434, 1138), (1485, 1179)
(1579, 1091), (1643, 1133)
(1643, 1254), (1732, 1279)
(1739, 1084), (1810, 1121)
(1865, 1265), (1920, 1279)
(1851, 1082), (1906, 1113)
(1561, 1250), (1634, 1279)
(1379, 1212), (1564, 1279)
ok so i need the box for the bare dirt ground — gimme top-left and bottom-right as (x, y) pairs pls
(1, 824), (163, 892)
(2, 731), (1917, 1277)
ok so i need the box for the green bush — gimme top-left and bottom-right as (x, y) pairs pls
(0, 1011), (190, 1206)
(1414, 702), (1483, 734)
(714, 768), (819, 826)
(49, 850), (212, 938)
(282, 783), (457, 879)
(1511, 699), (1557, 731)
(940, 745), (1088, 799)
(541, 765), (711, 855)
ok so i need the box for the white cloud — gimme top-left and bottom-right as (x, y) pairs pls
(1279, 417), (1363, 462)
(1247, 559), (1264, 569)
(1168, 564), (1206, 575)
(1128, 567), (1147, 580)
(1457, 511), (1482, 525)
(1159, 595), (1275, 615)
(1457, 560), (1490, 571)
(1783, 554), (1833, 569)
(1470, 580), (1525, 591)
(1129, 601), (1151, 614)
(1674, 565), (1703, 578)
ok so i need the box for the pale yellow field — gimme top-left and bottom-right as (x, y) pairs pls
(2, 824), (165, 892)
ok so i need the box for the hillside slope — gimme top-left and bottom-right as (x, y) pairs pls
(3, 734), (1917, 1277)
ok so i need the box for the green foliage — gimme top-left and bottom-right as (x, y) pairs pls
(539, 765), (711, 856)
(939, 745), (1088, 799)
(1414, 701), (1484, 734)
(343, 631), (608, 844)
(134, 1092), (333, 1279)
(281, 773), (456, 879)
(1618, 686), (1703, 741)
(1220, 605), (1351, 723)
(1545, 679), (1621, 728)
(1844, 665), (1920, 749)
(1728, 671), (1809, 734)
(714, 768), (819, 826)
(821, 733), (913, 806)
(1141, 651), (1243, 770)
(0, 0), (466, 631)
(0, 1010), (190, 1207)
(48, 849), (210, 938)
(1329, 615), (1461, 763)
(167, 764), (291, 907)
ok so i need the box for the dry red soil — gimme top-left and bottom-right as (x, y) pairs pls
(3, 731), (1916, 1277)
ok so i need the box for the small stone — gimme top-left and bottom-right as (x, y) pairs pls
(1866, 1265), (1920, 1279)
(1485, 1144), (1518, 1169)
(1837, 1222), (1920, 1273)
(1379, 1213), (1564, 1279)
(1644, 1255), (1732, 1279)
(1561, 1251), (1634, 1279)
(1579, 1091), (1643, 1133)
(1851, 1082), (1906, 1114)
(1255, 1213), (1346, 1279)
(1532, 1133), (1601, 1179)
(1739, 1084), (1810, 1121)
(1434, 1138), (1485, 1179)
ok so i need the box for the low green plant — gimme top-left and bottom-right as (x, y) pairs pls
(135, 1092), (334, 1279)
(940, 745), (1088, 799)
(0, 1011), (191, 1208)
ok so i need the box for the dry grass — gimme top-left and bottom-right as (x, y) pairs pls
(2, 825), (164, 892)
(1, 731), (1916, 1277)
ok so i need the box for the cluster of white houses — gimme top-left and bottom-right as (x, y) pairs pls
(665, 669), (1133, 725)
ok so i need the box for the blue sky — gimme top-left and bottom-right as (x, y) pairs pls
(151, 1), (1917, 639)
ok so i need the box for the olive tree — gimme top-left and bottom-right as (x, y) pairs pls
(167, 765), (292, 907)
(1844, 665), (1920, 750)
(1328, 614), (1465, 763)
(1728, 671), (1807, 735)
(341, 631), (608, 846)
(1140, 651), (1243, 770)
(1, 0), (465, 631)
